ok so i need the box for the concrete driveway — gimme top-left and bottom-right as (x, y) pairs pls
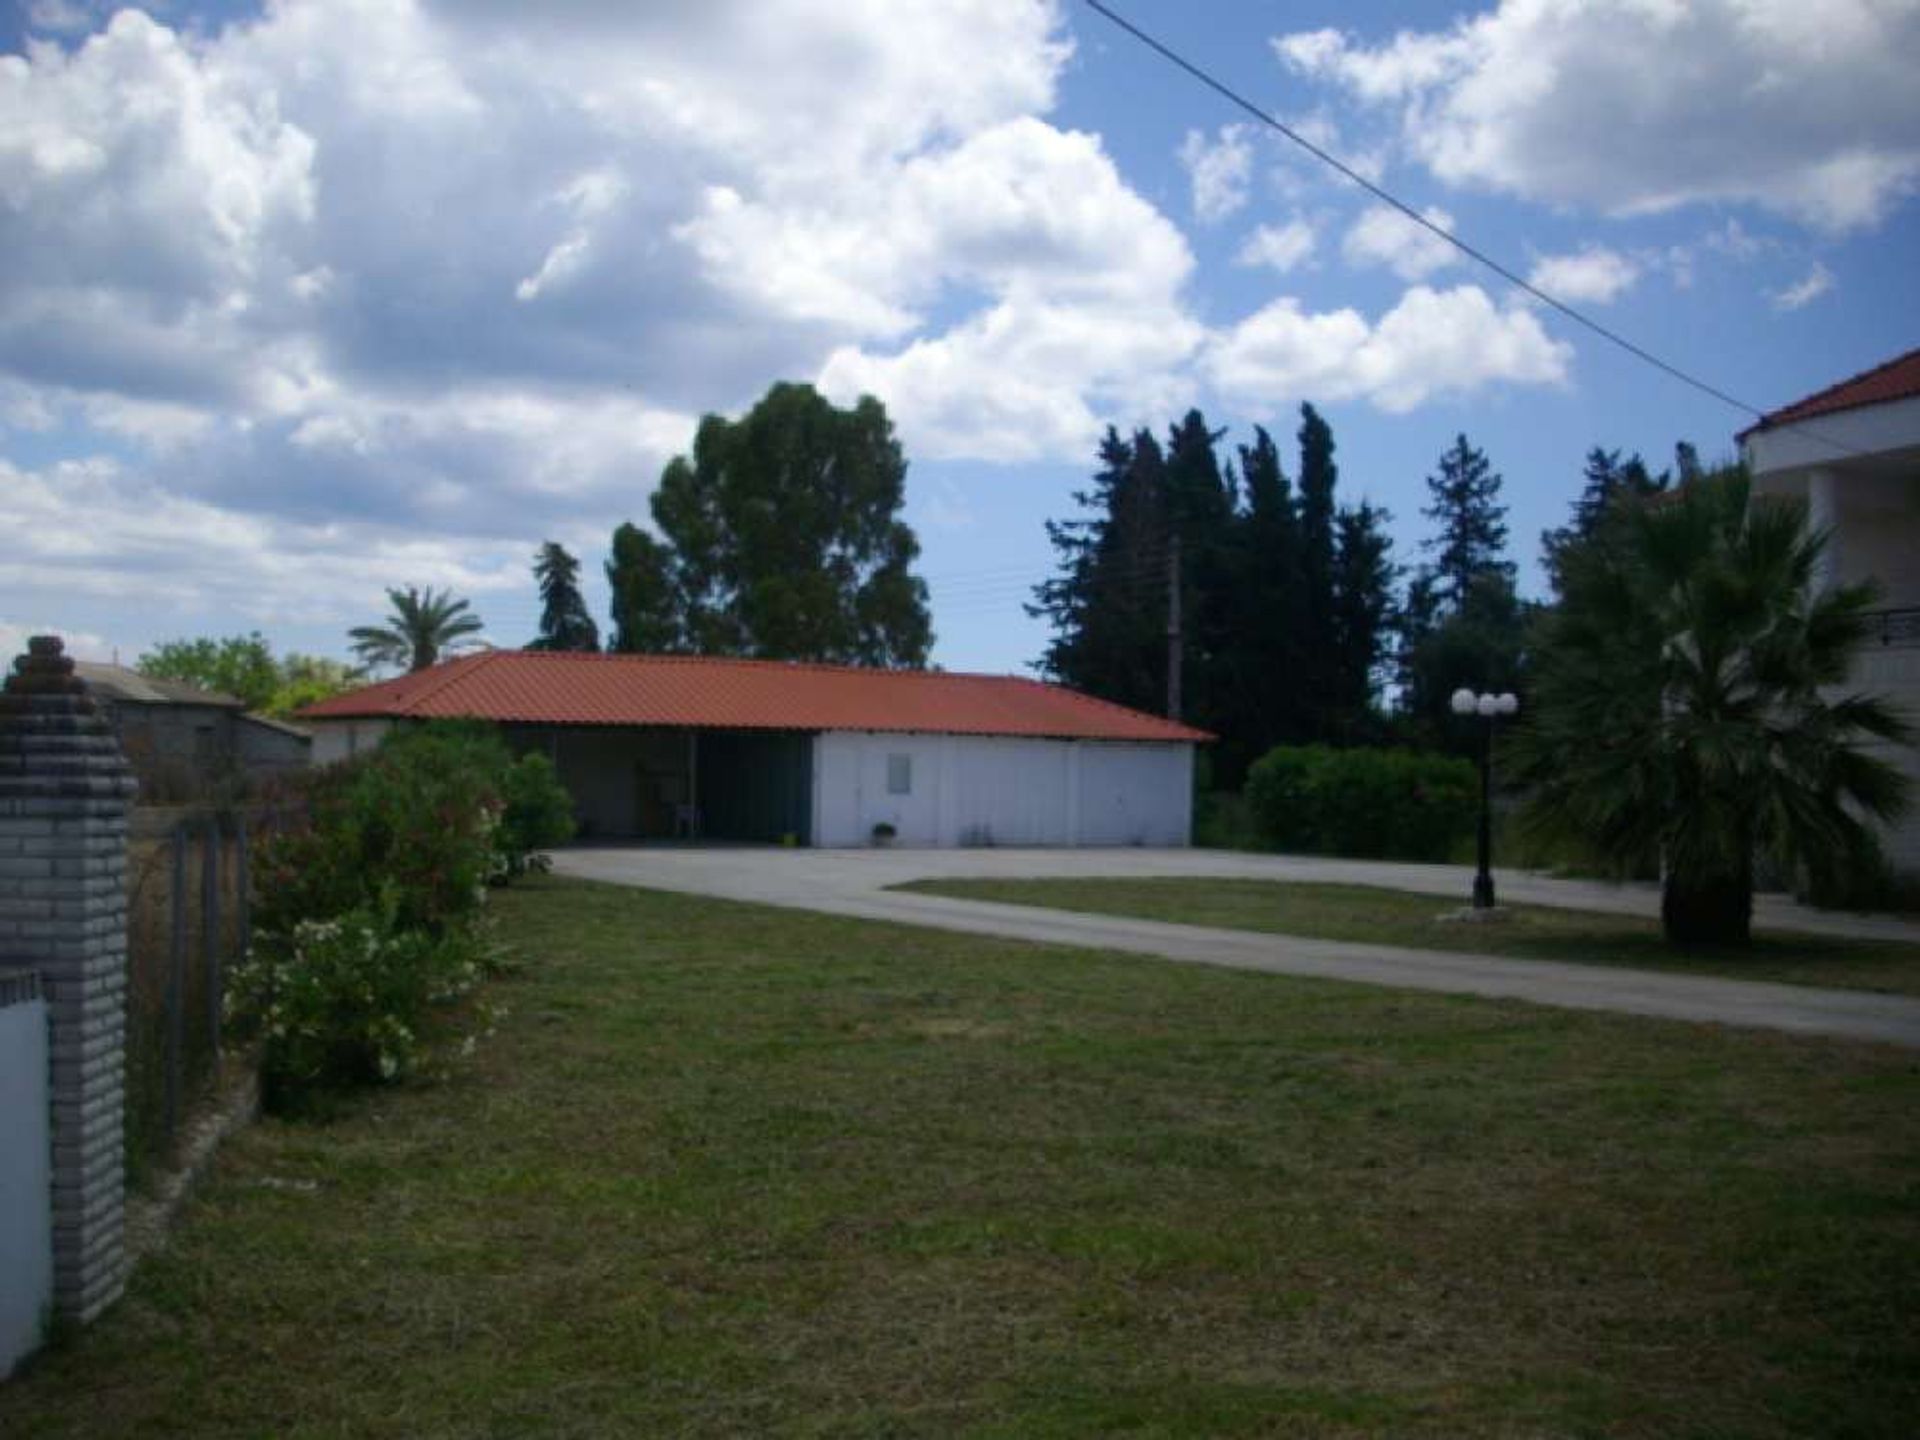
(551, 846), (1920, 1047)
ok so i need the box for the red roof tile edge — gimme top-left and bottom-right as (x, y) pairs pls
(1737, 345), (1920, 440)
(299, 649), (1213, 743)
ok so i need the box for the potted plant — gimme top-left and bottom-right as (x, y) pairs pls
(870, 821), (897, 848)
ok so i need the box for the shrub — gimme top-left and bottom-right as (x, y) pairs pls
(498, 751), (575, 878)
(226, 906), (494, 1113)
(238, 720), (570, 1111)
(1244, 744), (1476, 862)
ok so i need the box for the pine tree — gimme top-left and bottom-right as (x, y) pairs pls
(527, 542), (600, 652)
(1402, 435), (1527, 747)
(605, 523), (680, 653)
(1421, 434), (1513, 610)
(1541, 447), (1668, 595)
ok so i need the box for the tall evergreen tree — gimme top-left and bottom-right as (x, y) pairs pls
(1328, 501), (1398, 739)
(1296, 404), (1341, 735)
(1163, 409), (1237, 736)
(1222, 425), (1306, 768)
(1541, 447), (1668, 594)
(1421, 434), (1513, 610)
(1401, 435), (1527, 746)
(1033, 428), (1171, 717)
(528, 541), (600, 652)
(605, 523), (680, 654)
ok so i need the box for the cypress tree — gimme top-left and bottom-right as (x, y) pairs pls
(529, 542), (600, 653)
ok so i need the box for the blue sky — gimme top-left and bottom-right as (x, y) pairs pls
(3, 0), (1916, 674)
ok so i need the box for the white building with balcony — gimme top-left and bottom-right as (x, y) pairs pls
(1741, 347), (1920, 878)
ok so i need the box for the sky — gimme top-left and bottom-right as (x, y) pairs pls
(2, 0), (1917, 675)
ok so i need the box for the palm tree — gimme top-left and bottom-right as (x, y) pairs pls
(1512, 466), (1909, 946)
(349, 586), (486, 673)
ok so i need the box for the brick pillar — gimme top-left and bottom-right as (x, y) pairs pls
(0, 636), (138, 1322)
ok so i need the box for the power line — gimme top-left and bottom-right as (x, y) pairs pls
(1077, 0), (1871, 460)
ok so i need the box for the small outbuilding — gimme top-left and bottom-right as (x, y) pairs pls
(300, 651), (1209, 847)
(73, 662), (311, 801)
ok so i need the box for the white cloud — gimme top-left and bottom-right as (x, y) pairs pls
(1178, 124), (1253, 223)
(1205, 284), (1571, 415)
(1236, 218), (1317, 274)
(0, 454), (533, 636)
(0, 0), (1230, 625)
(1342, 204), (1458, 280)
(1771, 261), (1836, 311)
(1527, 247), (1639, 305)
(1275, 1), (1920, 231)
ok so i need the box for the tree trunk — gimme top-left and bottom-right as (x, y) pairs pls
(1661, 864), (1753, 947)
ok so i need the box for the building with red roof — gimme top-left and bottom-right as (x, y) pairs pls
(302, 650), (1209, 847)
(1740, 345), (1919, 876)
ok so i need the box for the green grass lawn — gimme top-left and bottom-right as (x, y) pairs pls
(897, 877), (1920, 996)
(5, 875), (1918, 1437)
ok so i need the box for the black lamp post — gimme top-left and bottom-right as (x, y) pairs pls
(1450, 687), (1519, 908)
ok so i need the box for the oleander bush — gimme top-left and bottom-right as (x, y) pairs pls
(1245, 744), (1476, 863)
(235, 720), (572, 1110)
(227, 907), (494, 1113)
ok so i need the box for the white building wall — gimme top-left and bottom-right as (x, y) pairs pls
(1851, 645), (1920, 877)
(811, 731), (1192, 848)
(309, 719), (392, 766)
(1074, 741), (1194, 846)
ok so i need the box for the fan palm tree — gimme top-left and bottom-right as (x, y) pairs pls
(1512, 466), (1909, 946)
(349, 586), (486, 673)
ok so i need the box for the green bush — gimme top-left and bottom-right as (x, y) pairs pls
(1244, 744), (1476, 862)
(237, 720), (571, 1110)
(499, 751), (575, 877)
(226, 906), (494, 1114)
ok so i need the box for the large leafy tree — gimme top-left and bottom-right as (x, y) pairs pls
(1512, 467), (1910, 946)
(349, 586), (485, 673)
(268, 655), (364, 716)
(643, 382), (931, 666)
(139, 633), (282, 709)
(138, 635), (361, 715)
(527, 541), (600, 652)
(605, 522), (681, 654)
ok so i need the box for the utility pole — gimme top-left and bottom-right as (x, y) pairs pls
(1166, 532), (1183, 722)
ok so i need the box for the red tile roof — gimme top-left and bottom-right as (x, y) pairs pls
(1738, 346), (1920, 439)
(298, 650), (1212, 743)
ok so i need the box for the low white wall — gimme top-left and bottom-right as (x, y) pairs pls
(0, 982), (50, 1377)
(812, 732), (1192, 848)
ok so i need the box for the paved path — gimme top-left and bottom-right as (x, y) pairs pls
(552, 846), (1920, 1048)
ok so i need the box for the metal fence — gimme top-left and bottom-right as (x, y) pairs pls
(125, 808), (258, 1181)
(1867, 606), (1920, 648)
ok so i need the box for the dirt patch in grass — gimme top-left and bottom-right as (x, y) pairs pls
(4, 875), (1917, 1437)
(899, 876), (1920, 996)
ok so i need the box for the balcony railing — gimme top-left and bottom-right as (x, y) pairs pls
(1866, 607), (1920, 648)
